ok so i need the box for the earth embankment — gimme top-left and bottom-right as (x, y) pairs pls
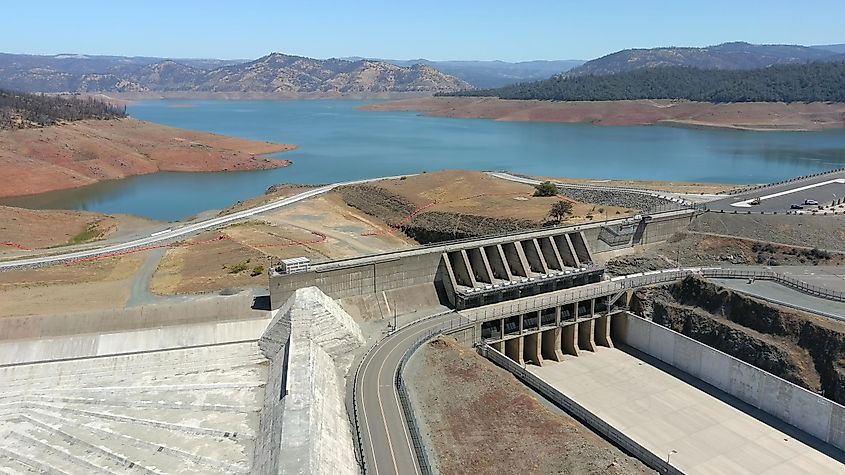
(337, 171), (634, 243)
(363, 97), (845, 131)
(0, 117), (295, 198)
(632, 276), (845, 405)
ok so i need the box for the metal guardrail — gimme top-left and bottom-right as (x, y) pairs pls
(394, 316), (476, 475)
(464, 269), (698, 321)
(725, 167), (845, 196)
(699, 268), (845, 303)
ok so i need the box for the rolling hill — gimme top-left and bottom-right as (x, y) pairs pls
(0, 52), (470, 95)
(566, 42), (838, 77)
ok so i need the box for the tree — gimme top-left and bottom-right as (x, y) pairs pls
(534, 181), (558, 197)
(548, 200), (574, 222)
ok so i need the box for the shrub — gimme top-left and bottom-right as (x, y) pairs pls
(548, 200), (574, 222)
(251, 265), (265, 277)
(227, 260), (250, 274)
(533, 181), (558, 197)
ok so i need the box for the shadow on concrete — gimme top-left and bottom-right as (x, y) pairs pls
(617, 343), (845, 463)
(251, 295), (271, 311)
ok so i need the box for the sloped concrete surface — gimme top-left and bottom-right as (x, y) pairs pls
(255, 286), (364, 475)
(0, 342), (268, 474)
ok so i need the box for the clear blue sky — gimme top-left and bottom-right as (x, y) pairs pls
(4, 1), (844, 61)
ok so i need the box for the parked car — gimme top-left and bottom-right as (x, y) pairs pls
(804, 199), (819, 205)
(790, 203), (804, 209)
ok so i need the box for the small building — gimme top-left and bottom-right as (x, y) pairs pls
(278, 257), (310, 275)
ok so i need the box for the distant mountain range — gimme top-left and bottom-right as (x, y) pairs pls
(343, 58), (584, 88)
(0, 52), (470, 95)
(566, 42), (844, 77)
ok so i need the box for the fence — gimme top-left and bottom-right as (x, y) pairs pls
(480, 344), (683, 475)
(699, 268), (845, 302)
(394, 316), (476, 475)
(462, 269), (701, 321)
(725, 167), (845, 196)
(352, 313), (474, 475)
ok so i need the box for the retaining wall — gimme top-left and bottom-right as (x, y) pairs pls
(480, 345), (682, 475)
(612, 311), (845, 452)
(0, 292), (261, 341)
(270, 212), (694, 310)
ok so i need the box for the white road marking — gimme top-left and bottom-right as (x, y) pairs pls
(730, 179), (845, 207)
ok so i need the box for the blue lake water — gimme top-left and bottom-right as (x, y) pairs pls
(6, 100), (845, 221)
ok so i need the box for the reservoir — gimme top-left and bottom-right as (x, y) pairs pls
(5, 100), (845, 221)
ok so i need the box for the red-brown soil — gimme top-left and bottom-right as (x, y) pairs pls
(0, 118), (295, 197)
(363, 97), (845, 131)
(409, 337), (653, 474)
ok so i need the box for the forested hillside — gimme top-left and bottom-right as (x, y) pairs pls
(0, 90), (126, 129)
(443, 62), (845, 103)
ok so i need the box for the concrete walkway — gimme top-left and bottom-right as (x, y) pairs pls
(529, 347), (844, 474)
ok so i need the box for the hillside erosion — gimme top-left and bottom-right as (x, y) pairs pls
(0, 118), (295, 198)
(363, 97), (845, 131)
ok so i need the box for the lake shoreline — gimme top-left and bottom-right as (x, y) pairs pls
(360, 97), (845, 132)
(0, 118), (295, 199)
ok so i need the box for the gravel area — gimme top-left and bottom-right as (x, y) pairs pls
(557, 186), (672, 212)
(690, 213), (845, 252)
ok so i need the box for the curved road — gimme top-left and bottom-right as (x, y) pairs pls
(0, 175), (411, 271)
(355, 313), (459, 475)
(351, 265), (845, 474)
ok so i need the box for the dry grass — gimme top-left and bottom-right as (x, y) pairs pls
(372, 170), (631, 223)
(410, 337), (652, 475)
(0, 254), (143, 316)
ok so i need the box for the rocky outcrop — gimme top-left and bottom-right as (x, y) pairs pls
(632, 276), (845, 404)
(338, 184), (538, 244)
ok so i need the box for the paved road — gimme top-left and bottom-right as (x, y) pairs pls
(352, 268), (708, 474)
(704, 170), (845, 213)
(355, 312), (459, 475)
(712, 278), (845, 321)
(488, 171), (716, 204)
(0, 175), (411, 271)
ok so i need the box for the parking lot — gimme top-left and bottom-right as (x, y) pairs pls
(705, 170), (845, 213)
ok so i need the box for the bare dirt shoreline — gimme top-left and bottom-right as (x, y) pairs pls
(362, 97), (845, 131)
(0, 118), (295, 198)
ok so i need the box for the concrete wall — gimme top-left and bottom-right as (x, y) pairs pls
(270, 212), (694, 310)
(0, 318), (269, 366)
(0, 292), (261, 341)
(270, 253), (442, 309)
(255, 287), (363, 475)
(481, 345), (682, 475)
(613, 312), (845, 452)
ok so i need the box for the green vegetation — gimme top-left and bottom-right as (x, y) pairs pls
(250, 265), (265, 277)
(227, 259), (252, 274)
(441, 61), (845, 103)
(0, 89), (126, 130)
(533, 181), (558, 197)
(548, 200), (574, 222)
(68, 221), (103, 245)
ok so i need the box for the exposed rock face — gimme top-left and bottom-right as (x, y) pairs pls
(0, 52), (471, 95)
(632, 276), (845, 404)
(338, 184), (538, 244)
